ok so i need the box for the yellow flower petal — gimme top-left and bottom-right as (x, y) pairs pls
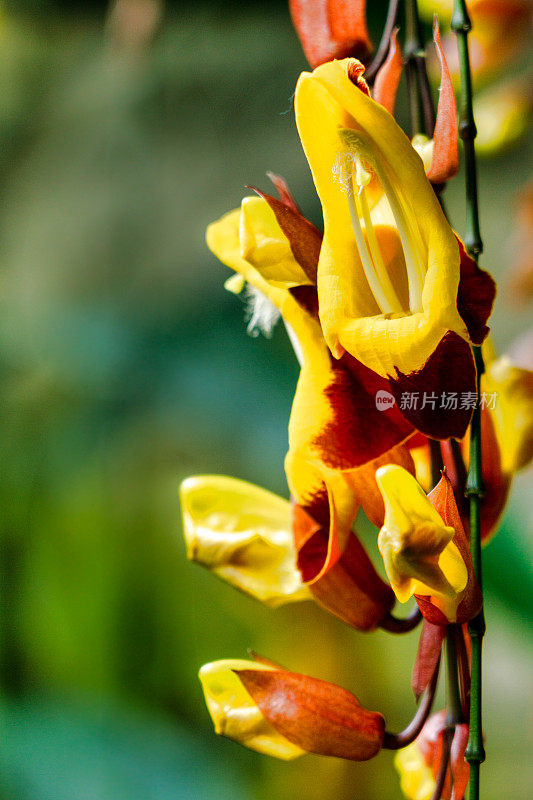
(180, 476), (310, 606)
(239, 196), (312, 288)
(295, 59), (468, 378)
(376, 465), (468, 620)
(199, 660), (305, 760)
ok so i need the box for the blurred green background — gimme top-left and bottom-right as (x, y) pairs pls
(1, 1), (532, 798)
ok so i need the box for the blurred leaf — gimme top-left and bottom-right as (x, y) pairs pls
(1, 694), (252, 800)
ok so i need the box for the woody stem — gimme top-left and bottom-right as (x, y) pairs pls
(451, 2), (486, 798)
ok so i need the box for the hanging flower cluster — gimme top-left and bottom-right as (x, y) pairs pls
(180, 2), (533, 798)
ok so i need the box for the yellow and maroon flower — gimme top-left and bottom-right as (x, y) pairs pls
(294, 58), (495, 440)
(199, 657), (385, 761)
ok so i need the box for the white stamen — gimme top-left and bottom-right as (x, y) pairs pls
(358, 188), (403, 313)
(338, 128), (426, 315)
(346, 176), (397, 315)
(365, 158), (425, 314)
(334, 148), (402, 314)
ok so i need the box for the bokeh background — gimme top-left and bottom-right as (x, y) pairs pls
(1, 1), (532, 798)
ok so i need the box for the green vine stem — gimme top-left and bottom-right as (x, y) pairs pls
(451, 1), (483, 258)
(451, 2), (486, 797)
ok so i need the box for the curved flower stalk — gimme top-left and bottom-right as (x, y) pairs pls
(395, 710), (470, 800)
(294, 57), (495, 439)
(180, 475), (310, 606)
(376, 467), (481, 625)
(199, 658), (385, 761)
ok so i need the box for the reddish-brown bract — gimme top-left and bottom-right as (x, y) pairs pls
(372, 29), (402, 115)
(236, 667), (385, 760)
(427, 23), (460, 185)
(412, 619), (446, 700)
(455, 237), (496, 345)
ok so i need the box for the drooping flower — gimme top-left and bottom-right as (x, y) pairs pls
(199, 658), (385, 761)
(395, 710), (470, 800)
(180, 475), (311, 606)
(294, 58), (495, 439)
(376, 466), (481, 624)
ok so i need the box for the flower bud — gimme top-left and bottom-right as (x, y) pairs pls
(199, 658), (385, 761)
(376, 465), (468, 622)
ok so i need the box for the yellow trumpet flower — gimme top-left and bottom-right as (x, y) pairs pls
(294, 58), (494, 383)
